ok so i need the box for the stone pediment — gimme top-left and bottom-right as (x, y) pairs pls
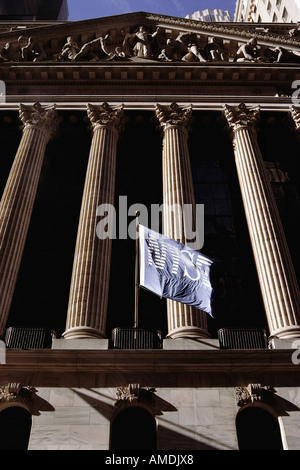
(0, 11), (300, 66)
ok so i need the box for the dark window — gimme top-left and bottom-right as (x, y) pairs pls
(0, 406), (32, 450)
(236, 407), (283, 450)
(110, 407), (157, 450)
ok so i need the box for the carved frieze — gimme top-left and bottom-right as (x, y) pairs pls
(1, 15), (300, 66)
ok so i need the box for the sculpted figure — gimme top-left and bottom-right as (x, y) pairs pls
(0, 42), (13, 62)
(289, 27), (300, 37)
(175, 32), (206, 62)
(273, 46), (300, 63)
(133, 26), (159, 58)
(205, 37), (227, 61)
(118, 26), (160, 59)
(158, 38), (176, 62)
(59, 36), (80, 60)
(20, 37), (47, 61)
(234, 38), (259, 62)
(182, 42), (206, 62)
(73, 35), (113, 61)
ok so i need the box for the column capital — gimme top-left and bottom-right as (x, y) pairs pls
(290, 106), (300, 130)
(155, 102), (193, 133)
(19, 102), (59, 140)
(224, 103), (260, 133)
(87, 102), (125, 135)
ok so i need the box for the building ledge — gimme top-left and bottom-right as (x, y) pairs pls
(0, 348), (299, 375)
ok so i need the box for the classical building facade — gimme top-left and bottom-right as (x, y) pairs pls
(234, 0), (300, 23)
(186, 8), (233, 22)
(0, 11), (300, 451)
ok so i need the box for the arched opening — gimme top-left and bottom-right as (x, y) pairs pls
(236, 406), (283, 450)
(0, 406), (32, 450)
(110, 406), (157, 450)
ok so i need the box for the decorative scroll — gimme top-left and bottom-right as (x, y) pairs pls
(0, 383), (35, 408)
(115, 384), (156, 407)
(155, 102), (193, 132)
(87, 102), (126, 135)
(19, 102), (60, 140)
(235, 383), (275, 407)
(224, 103), (260, 133)
(291, 106), (300, 131)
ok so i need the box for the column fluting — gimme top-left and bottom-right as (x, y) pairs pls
(224, 103), (300, 339)
(155, 102), (210, 339)
(63, 102), (125, 340)
(0, 103), (59, 338)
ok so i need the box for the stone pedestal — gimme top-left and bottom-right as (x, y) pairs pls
(225, 103), (300, 339)
(0, 103), (59, 338)
(63, 103), (125, 340)
(156, 102), (209, 339)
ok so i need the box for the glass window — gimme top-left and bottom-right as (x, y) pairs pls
(282, 7), (288, 21)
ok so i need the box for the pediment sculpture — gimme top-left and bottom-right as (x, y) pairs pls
(1, 21), (300, 65)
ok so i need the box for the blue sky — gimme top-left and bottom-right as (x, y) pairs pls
(67, 0), (237, 21)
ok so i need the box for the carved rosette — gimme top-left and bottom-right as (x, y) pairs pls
(224, 103), (260, 134)
(19, 102), (59, 141)
(155, 102), (193, 134)
(0, 383), (35, 409)
(290, 106), (300, 131)
(87, 102), (126, 136)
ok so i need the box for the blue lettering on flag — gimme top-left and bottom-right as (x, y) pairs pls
(139, 225), (214, 316)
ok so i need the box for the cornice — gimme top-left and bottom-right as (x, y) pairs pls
(145, 13), (300, 49)
(0, 349), (299, 376)
(1, 61), (298, 99)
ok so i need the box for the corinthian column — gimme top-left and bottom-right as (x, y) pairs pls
(0, 102), (59, 338)
(291, 106), (300, 130)
(155, 102), (209, 339)
(63, 103), (125, 340)
(224, 103), (300, 339)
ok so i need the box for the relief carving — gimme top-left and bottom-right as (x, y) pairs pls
(1, 21), (300, 65)
(19, 102), (60, 141)
(291, 106), (300, 130)
(235, 383), (275, 407)
(0, 383), (35, 408)
(115, 384), (156, 406)
(0, 383), (54, 416)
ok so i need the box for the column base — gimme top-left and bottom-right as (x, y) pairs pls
(163, 338), (218, 350)
(166, 326), (210, 340)
(62, 326), (106, 340)
(52, 338), (109, 350)
(270, 325), (300, 340)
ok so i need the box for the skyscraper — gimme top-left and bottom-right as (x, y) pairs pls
(0, 0), (69, 21)
(186, 8), (233, 22)
(234, 0), (300, 22)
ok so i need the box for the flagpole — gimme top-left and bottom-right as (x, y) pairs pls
(134, 211), (140, 330)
